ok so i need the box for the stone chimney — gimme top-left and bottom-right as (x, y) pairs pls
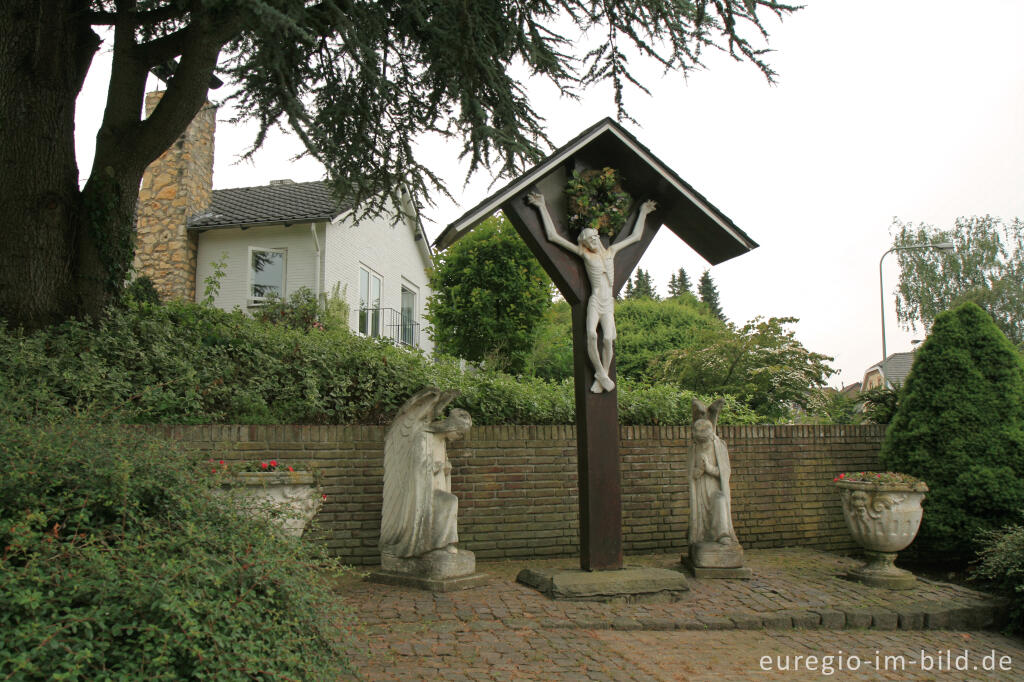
(134, 91), (216, 302)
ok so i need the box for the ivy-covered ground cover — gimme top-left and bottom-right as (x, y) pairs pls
(0, 415), (354, 680)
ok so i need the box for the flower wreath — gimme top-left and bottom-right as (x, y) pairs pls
(565, 167), (632, 240)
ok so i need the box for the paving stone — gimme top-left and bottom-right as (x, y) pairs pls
(761, 612), (793, 630)
(897, 608), (925, 630)
(947, 606), (976, 630)
(844, 609), (873, 629)
(696, 615), (734, 630)
(572, 617), (612, 630)
(789, 610), (822, 629)
(501, 618), (535, 630)
(611, 617), (643, 631)
(336, 548), (1017, 680)
(924, 607), (951, 629)
(676, 618), (706, 630)
(871, 609), (898, 630)
(812, 608), (846, 629)
(638, 617), (677, 631)
(729, 613), (763, 630)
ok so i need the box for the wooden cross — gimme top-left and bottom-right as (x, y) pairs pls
(435, 119), (757, 570)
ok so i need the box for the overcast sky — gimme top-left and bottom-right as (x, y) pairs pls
(76, 1), (1024, 388)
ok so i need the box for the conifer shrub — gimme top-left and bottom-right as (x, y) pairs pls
(0, 415), (353, 680)
(879, 302), (1024, 562)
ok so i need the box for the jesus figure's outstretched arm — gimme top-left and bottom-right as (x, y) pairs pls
(526, 192), (579, 254)
(608, 200), (657, 255)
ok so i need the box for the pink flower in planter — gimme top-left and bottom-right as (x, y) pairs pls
(288, 466), (294, 472)
(261, 461), (268, 470)
(270, 460), (278, 468)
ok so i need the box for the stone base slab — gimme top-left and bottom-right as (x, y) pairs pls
(681, 557), (753, 579)
(381, 548), (475, 581)
(690, 541), (744, 568)
(517, 566), (689, 603)
(367, 570), (489, 593)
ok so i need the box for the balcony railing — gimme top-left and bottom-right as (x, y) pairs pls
(359, 307), (419, 347)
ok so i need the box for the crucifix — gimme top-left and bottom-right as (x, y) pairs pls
(434, 119), (757, 571)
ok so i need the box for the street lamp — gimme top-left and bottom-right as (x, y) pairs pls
(879, 241), (955, 386)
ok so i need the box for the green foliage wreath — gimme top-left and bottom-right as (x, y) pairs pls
(565, 168), (632, 240)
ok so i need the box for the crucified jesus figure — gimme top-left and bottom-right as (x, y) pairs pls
(527, 192), (657, 393)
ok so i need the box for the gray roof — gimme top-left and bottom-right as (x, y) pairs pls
(187, 180), (346, 229)
(866, 351), (916, 387)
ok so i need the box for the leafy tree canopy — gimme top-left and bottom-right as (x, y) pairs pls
(526, 294), (723, 381)
(1, 0), (798, 329)
(650, 316), (836, 420)
(893, 216), (1024, 346)
(880, 302), (1024, 562)
(426, 213), (553, 373)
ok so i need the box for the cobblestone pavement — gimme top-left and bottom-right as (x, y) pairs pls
(336, 549), (1023, 680)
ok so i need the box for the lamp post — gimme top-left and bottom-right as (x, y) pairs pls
(879, 241), (956, 386)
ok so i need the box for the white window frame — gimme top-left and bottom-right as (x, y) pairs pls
(248, 246), (287, 305)
(400, 282), (418, 347)
(359, 266), (383, 337)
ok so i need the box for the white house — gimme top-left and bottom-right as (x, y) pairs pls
(133, 91), (434, 353)
(190, 181), (434, 352)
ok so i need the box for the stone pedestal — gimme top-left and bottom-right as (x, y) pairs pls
(368, 549), (488, 592)
(517, 566), (689, 603)
(845, 550), (916, 590)
(683, 542), (753, 579)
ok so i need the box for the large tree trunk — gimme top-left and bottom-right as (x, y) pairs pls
(1, 3), (233, 330)
(0, 1), (101, 329)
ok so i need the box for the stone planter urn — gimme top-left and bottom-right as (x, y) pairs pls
(835, 473), (928, 589)
(222, 471), (323, 538)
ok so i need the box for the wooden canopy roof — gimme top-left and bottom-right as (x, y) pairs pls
(433, 118), (758, 265)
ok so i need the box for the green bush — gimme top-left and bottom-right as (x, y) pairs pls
(0, 415), (353, 680)
(426, 213), (553, 374)
(525, 296), (723, 382)
(860, 386), (901, 424)
(0, 301), (762, 426)
(0, 301), (431, 425)
(974, 523), (1024, 633)
(880, 302), (1024, 562)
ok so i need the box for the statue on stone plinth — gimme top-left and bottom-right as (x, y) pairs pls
(527, 192), (656, 393)
(380, 388), (472, 558)
(688, 397), (746, 571)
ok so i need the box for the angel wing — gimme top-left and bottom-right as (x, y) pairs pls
(381, 388), (441, 556)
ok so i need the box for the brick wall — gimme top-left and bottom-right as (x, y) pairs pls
(155, 424), (883, 566)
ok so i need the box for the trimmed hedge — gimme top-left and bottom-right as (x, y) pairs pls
(0, 301), (758, 426)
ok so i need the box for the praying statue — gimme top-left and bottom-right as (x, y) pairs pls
(688, 397), (744, 568)
(380, 388), (472, 558)
(527, 192), (656, 393)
